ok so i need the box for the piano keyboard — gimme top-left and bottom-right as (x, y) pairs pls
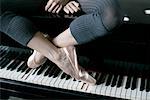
(0, 46), (150, 100)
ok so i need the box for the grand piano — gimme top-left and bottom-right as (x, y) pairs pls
(0, 0), (150, 99)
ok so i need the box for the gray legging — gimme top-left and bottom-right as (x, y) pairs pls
(0, 0), (123, 46)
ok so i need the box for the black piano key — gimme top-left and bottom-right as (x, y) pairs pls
(25, 68), (32, 74)
(117, 75), (123, 87)
(53, 68), (61, 78)
(37, 64), (47, 75)
(17, 62), (26, 72)
(111, 75), (118, 87)
(7, 60), (21, 70)
(95, 73), (100, 80)
(1, 59), (11, 69)
(0, 58), (7, 68)
(125, 76), (132, 89)
(21, 63), (28, 72)
(131, 76), (137, 90)
(140, 78), (146, 91)
(0, 50), (6, 58)
(48, 66), (57, 77)
(61, 73), (67, 79)
(66, 75), (71, 80)
(106, 74), (113, 86)
(55, 68), (62, 77)
(0, 53), (8, 61)
(10, 60), (22, 71)
(32, 66), (41, 75)
(44, 66), (54, 76)
(146, 78), (150, 92)
(97, 73), (106, 84)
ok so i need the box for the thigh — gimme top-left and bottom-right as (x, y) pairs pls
(1, 0), (48, 16)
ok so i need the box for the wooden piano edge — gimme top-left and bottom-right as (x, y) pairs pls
(0, 78), (124, 99)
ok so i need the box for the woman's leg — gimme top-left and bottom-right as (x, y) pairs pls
(29, 0), (123, 67)
(0, 11), (72, 75)
(0, 11), (96, 84)
(53, 0), (123, 46)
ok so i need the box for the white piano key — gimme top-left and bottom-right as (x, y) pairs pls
(115, 76), (127, 98)
(136, 78), (142, 100)
(54, 72), (64, 87)
(28, 68), (42, 83)
(131, 77), (139, 100)
(41, 76), (50, 86)
(6, 62), (22, 80)
(41, 67), (55, 86)
(2, 69), (11, 79)
(91, 73), (102, 94)
(105, 75), (114, 96)
(49, 71), (62, 87)
(125, 76), (133, 99)
(100, 74), (109, 96)
(17, 68), (29, 81)
(147, 92), (150, 100)
(32, 67), (43, 83)
(21, 69), (34, 82)
(141, 90), (147, 100)
(37, 67), (50, 85)
(67, 78), (75, 90)
(25, 68), (37, 82)
(55, 72), (64, 88)
(58, 76), (67, 88)
(72, 79), (80, 91)
(10, 61), (25, 80)
(110, 75), (119, 97)
(120, 76), (128, 99)
(45, 76), (54, 86)
(95, 74), (103, 95)
(63, 77), (73, 89)
(0, 59), (15, 77)
(77, 81), (85, 91)
(141, 79), (147, 100)
(81, 83), (89, 92)
(5, 61), (22, 79)
(95, 84), (103, 95)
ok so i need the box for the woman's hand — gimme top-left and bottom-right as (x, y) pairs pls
(63, 1), (80, 14)
(45, 0), (69, 13)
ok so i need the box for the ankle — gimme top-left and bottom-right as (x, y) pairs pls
(46, 48), (65, 62)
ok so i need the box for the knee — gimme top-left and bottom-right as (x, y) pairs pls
(101, 3), (123, 31)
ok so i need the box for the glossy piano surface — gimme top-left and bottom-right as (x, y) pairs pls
(0, 46), (150, 99)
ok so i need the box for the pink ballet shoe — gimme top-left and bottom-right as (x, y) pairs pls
(63, 47), (96, 85)
(27, 50), (47, 68)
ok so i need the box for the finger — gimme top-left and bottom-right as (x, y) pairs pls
(68, 3), (78, 12)
(52, 5), (59, 13)
(45, 0), (53, 11)
(65, 5), (74, 14)
(63, 7), (69, 14)
(48, 2), (57, 12)
(72, 1), (80, 10)
(56, 5), (62, 13)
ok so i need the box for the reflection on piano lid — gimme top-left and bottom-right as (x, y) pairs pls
(118, 0), (150, 24)
(0, 46), (150, 99)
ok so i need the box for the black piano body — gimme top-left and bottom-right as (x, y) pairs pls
(0, 0), (150, 99)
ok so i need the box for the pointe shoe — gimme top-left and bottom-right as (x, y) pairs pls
(63, 47), (96, 85)
(27, 50), (47, 68)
